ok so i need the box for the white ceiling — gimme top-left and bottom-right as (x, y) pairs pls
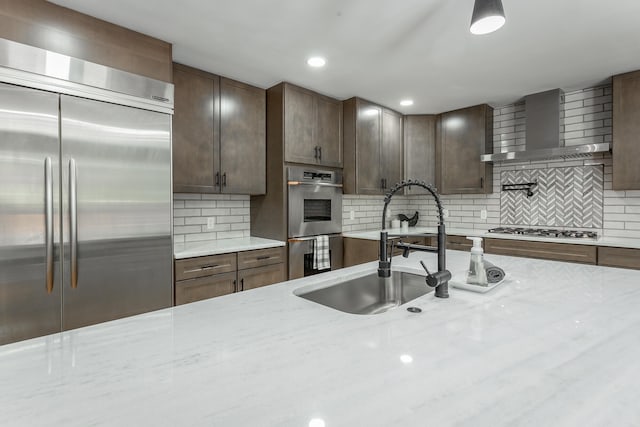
(50, 0), (640, 114)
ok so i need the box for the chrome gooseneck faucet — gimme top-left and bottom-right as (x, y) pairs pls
(378, 180), (451, 298)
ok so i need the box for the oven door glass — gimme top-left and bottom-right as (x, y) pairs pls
(288, 185), (342, 238)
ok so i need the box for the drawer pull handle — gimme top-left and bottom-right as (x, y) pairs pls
(184, 264), (219, 273)
(256, 256), (271, 260)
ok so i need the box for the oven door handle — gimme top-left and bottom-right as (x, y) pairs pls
(287, 181), (343, 188)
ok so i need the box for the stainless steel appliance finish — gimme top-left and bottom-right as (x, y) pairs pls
(287, 166), (343, 238)
(488, 227), (598, 239)
(0, 62), (173, 344)
(294, 271), (434, 315)
(0, 38), (173, 114)
(481, 88), (611, 163)
(60, 95), (172, 331)
(0, 83), (62, 343)
(288, 235), (343, 280)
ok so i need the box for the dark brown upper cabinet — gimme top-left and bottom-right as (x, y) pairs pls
(613, 70), (640, 190)
(404, 115), (437, 195)
(172, 63), (266, 195)
(271, 83), (342, 168)
(436, 104), (493, 195)
(343, 98), (403, 195)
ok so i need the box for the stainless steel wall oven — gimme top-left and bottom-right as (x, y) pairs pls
(287, 166), (343, 279)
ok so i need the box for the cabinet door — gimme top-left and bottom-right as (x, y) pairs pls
(343, 238), (379, 267)
(437, 105), (492, 195)
(172, 64), (219, 193)
(404, 115), (436, 194)
(356, 100), (383, 194)
(381, 109), (403, 191)
(613, 71), (640, 190)
(316, 95), (343, 167)
(175, 272), (237, 305)
(598, 246), (640, 270)
(220, 78), (266, 195)
(238, 263), (286, 291)
(284, 84), (317, 164)
(484, 238), (596, 264)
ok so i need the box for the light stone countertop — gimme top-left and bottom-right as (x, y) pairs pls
(343, 226), (640, 249)
(2, 250), (640, 426)
(174, 236), (285, 259)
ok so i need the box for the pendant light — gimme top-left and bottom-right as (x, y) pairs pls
(470, 0), (506, 35)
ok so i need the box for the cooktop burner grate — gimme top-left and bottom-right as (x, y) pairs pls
(488, 227), (598, 239)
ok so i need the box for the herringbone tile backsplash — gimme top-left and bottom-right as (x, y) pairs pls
(500, 166), (604, 228)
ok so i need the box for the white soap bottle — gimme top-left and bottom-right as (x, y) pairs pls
(466, 237), (488, 287)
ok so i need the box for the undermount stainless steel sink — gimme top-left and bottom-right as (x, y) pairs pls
(294, 271), (433, 315)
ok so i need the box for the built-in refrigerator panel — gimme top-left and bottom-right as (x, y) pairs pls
(0, 83), (62, 345)
(60, 95), (172, 331)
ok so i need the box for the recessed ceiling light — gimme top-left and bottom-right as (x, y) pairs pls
(400, 99), (414, 106)
(307, 57), (326, 67)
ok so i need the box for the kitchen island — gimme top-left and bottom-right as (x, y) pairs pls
(2, 250), (640, 426)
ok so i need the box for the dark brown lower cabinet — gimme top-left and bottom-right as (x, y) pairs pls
(343, 238), (379, 267)
(175, 272), (237, 305)
(597, 246), (640, 270)
(343, 236), (429, 267)
(238, 263), (286, 291)
(174, 247), (286, 305)
(484, 238), (597, 264)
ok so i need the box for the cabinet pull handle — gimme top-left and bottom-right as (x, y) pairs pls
(256, 255), (270, 260)
(233, 279), (237, 293)
(215, 172), (220, 187)
(480, 177), (484, 188)
(222, 173), (227, 187)
(381, 178), (385, 189)
(184, 264), (219, 274)
(314, 146), (318, 159)
(240, 278), (244, 292)
(318, 146), (322, 161)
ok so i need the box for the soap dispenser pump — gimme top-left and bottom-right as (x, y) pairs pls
(466, 237), (488, 287)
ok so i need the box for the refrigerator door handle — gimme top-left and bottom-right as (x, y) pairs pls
(69, 158), (78, 289)
(44, 157), (54, 294)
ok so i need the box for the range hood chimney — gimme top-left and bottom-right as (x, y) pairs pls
(481, 88), (611, 162)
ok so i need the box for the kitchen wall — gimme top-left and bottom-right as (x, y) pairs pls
(343, 83), (640, 243)
(173, 194), (251, 243)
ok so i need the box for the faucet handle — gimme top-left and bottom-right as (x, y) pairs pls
(420, 261), (452, 288)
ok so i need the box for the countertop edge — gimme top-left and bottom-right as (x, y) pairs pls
(174, 237), (286, 259)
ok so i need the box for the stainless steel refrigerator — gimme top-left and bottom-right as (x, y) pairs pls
(0, 39), (174, 345)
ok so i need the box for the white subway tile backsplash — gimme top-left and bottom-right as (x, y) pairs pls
(174, 193), (251, 241)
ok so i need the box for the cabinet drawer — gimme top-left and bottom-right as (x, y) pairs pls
(485, 238), (597, 264)
(175, 253), (237, 281)
(237, 247), (285, 270)
(598, 246), (640, 270)
(175, 272), (237, 305)
(238, 263), (286, 291)
(447, 235), (477, 251)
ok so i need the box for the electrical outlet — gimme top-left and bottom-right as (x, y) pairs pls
(443, 209), (449, 218)
(480, 209), (487, 220)
(349, 210), (355, 220)
(206, 217), (215, 230)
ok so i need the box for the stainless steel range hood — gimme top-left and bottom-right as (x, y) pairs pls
(481, 88), (611, 162)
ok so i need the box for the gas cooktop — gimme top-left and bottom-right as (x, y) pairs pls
(488, 227), (598, 240)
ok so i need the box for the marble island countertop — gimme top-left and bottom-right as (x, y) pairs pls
(2, 251), (640, 426)
(343, 226), (640, 249)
